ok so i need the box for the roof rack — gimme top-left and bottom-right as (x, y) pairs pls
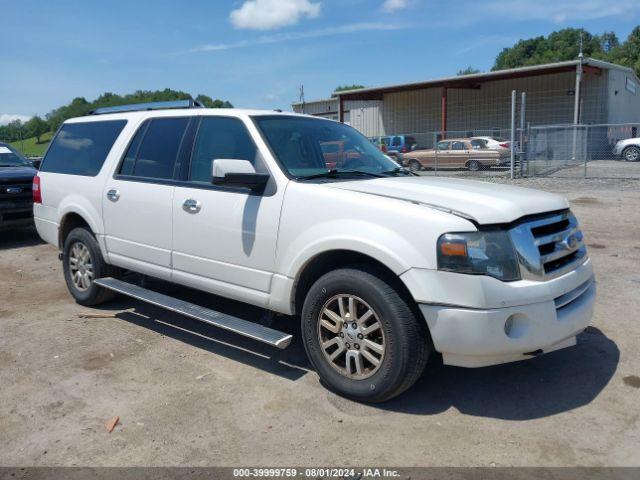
(88, 99), (205, 115)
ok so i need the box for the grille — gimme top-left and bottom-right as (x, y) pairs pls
(0, 182), (33, 200)
(510, 210), (588, 280)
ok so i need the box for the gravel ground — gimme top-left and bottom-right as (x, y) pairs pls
(0, 175), (639, 467)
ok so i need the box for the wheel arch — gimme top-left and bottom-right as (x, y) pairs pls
(291, 249), (421, 319)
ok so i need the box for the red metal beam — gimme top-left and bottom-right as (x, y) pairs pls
(441, 86), (447, 138)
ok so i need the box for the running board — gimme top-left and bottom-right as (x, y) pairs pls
(94, 277), (292, 349)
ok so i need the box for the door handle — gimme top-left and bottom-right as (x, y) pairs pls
(106, 189), (120, 202)
(183, 198), (202, 213)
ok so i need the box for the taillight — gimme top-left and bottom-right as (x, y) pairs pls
(499, 142), (510, 148)
(32, 175), (42, 204)
(401, 146), (407, 153)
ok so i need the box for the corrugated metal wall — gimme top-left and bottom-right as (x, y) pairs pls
(291, 68), (624, 140)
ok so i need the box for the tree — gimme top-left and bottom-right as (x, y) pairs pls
(491, 26), (640, 77)
(332, 84), (365, 96)
(457, 67), (481, 76)
(25, 116), (48, 143)
(493, 28), (602, 70)
(195, 94), (234, 108)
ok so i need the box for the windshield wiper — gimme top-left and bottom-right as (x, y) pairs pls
(296, 169), (385, 181)
(381, 166), (414, 176)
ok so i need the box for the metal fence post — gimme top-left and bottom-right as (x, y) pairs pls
(510, 90), (516, 180)
(519, 92), (526, 177)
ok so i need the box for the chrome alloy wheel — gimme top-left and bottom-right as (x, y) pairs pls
(69, 242), (94, 291)
(624, 147), (639, 162)
(318, 294), (385, 380)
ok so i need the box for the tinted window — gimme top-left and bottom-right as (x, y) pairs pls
(119, 121), (148, 176)
(41, 120), (126, 176)
(392, 136), (401, 146)
(131, 117), (189, 179)
(0, 146), (29, 167)
(190, 117), (257, 183)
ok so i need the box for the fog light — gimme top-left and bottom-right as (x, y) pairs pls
(504, 313), (529, 339)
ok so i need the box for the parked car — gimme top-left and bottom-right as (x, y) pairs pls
(403, 138), (502, 172)
(613, 137), (640, 162)
(34, 102), (595, 402)
(0, 143), (37, 230)
(471, 136), (512, 158)
(369, 135), (417, 161)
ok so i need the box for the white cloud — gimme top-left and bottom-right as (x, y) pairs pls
(191, 22), (409, 52)
(382, 0), (410, 12)
(230, 0), (321, 30)
(0, 114), (32, 126)
(486, 0), (637, 23)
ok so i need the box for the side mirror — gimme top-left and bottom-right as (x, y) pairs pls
(212, 159), (269, 191)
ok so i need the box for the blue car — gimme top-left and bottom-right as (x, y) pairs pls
(369, 135), (417, 161)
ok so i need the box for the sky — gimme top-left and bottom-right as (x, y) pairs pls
(0, 0), (638, 124)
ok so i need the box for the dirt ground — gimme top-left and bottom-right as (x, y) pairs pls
(1, 175), (639, 467)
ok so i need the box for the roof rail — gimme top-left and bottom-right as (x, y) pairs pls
(88, 99), (205, 115)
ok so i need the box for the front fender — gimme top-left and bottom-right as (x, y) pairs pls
(278, 218), (425, 279)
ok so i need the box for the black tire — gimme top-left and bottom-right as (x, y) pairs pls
(623, 146), (640, 162)
(62, 227), (118, 306)
(408, 159), (422, 172)
(466, 159), (481, 171)
(301, 267), (430, 402)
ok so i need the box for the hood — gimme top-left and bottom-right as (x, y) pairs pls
(0, 165), (37, 181)
(326, 176), (569, 225)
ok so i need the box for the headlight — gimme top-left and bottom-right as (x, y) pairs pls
(437, 231), (520, 281)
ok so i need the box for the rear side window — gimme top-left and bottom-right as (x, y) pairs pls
(41, 120), (126, 176)
(120, 117), (189, 180)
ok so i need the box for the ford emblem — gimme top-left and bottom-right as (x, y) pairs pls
(563, 234), (578, 250)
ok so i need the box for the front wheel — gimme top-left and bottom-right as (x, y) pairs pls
(408, 159), (422, 172)
(466, 159), (481, 171)
(301, 268), (430, 402)
(623, 146), (640, 162)
(62, 227), (118, 306)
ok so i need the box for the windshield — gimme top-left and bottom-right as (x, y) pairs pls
(254, 116), (400, 179)
(0, 146), (29, 167)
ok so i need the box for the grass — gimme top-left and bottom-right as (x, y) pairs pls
(9, 132), (53, 157)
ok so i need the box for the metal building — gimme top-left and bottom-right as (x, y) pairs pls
(292, 58), (640, 147)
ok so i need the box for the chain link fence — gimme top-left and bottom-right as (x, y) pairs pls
(359, 88), (640, 180)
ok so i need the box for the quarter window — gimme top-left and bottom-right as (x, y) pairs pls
(41, 120), (126, 176)
(189, 117), (257, 183)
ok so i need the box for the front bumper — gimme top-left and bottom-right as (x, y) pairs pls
(419, 276), (595, 367)
(0, 206), (33, 230)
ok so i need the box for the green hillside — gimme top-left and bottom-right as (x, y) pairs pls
(10, 132), (53, 157)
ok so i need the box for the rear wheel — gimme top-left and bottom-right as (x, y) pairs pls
(466, 159), (481, 171)
(623, 146), (640, 162)
(301, 267), (429, 402)
(408, 159), (422, 172)
(62, 227), (118, 306)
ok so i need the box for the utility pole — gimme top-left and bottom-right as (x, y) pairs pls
(571, 33), (584, 162)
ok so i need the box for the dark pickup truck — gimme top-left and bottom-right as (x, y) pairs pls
(0, 143), (37, 230)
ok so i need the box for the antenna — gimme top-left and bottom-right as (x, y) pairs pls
(299, 85), (305, 114)
(578, 31), (584, 59)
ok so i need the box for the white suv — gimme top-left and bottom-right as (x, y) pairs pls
(33, 102), (595, 402)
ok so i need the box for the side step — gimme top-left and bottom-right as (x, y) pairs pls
(94, 277), (292, 349)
